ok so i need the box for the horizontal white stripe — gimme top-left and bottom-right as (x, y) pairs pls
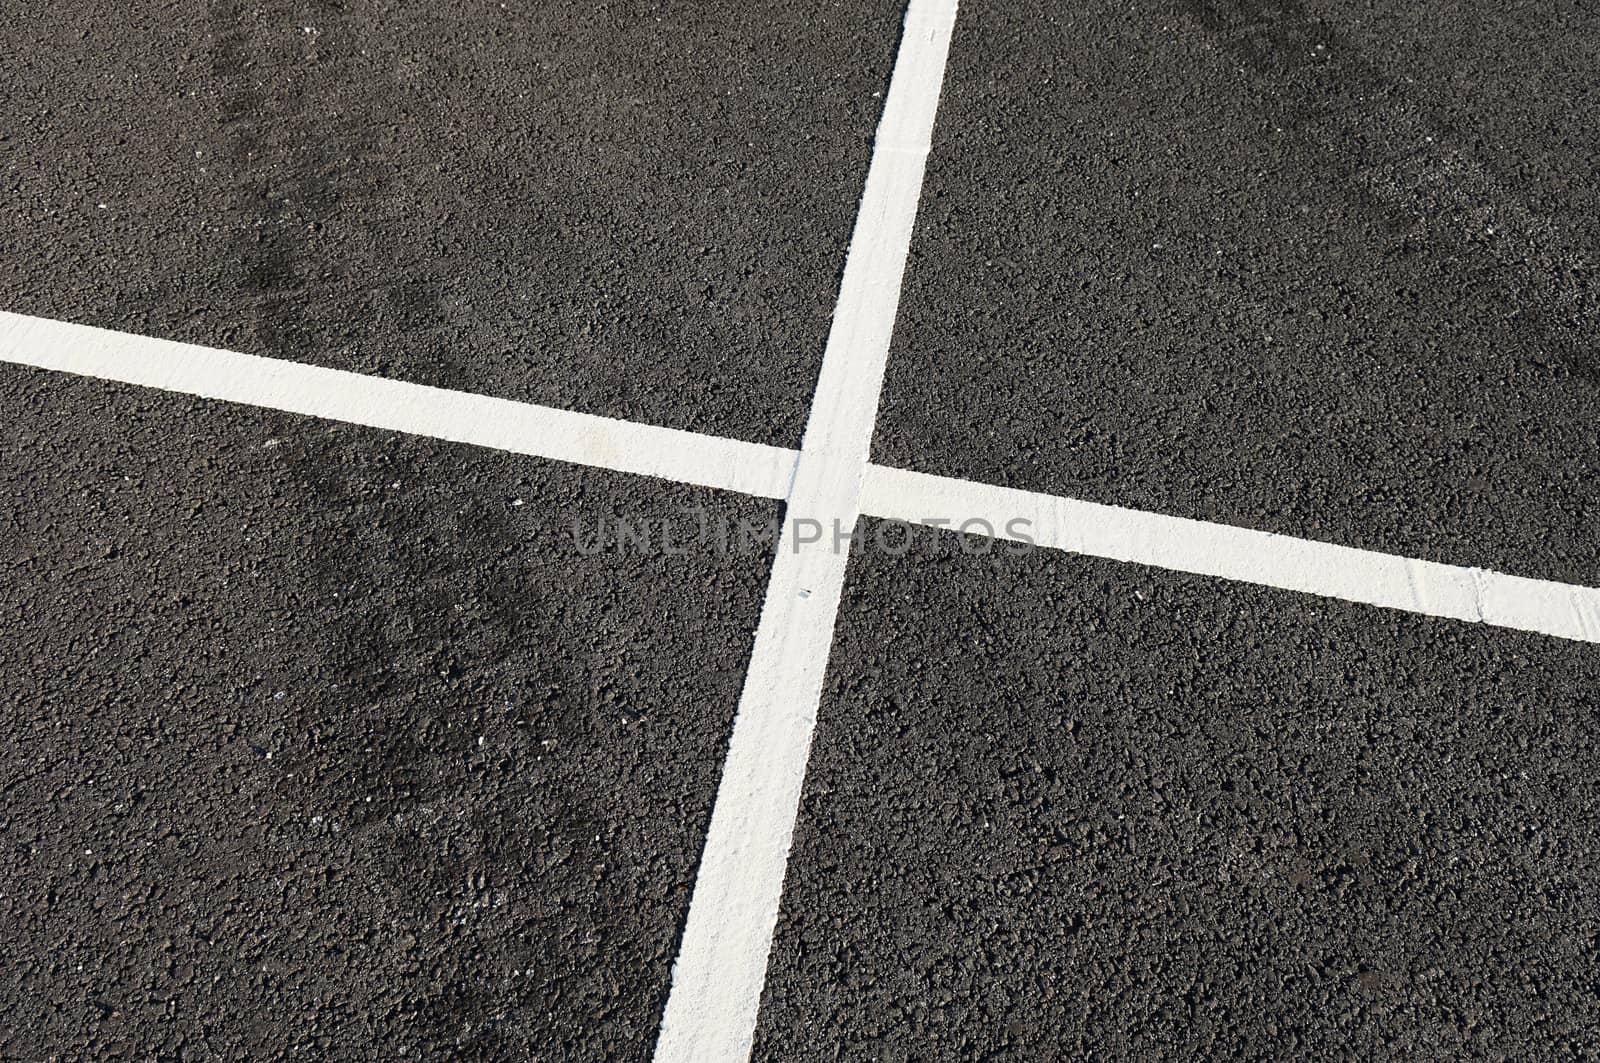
(5, 311), (1595, 646)
(861, 464), (1600, 645)
(0, 311), (798, 499)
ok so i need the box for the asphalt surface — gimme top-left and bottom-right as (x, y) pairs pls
(874, 0), (1600, 585)
(5, 0), (1600, 1058)
(755, 522), (1600, 1059)
(3, 0), (903, 447)
(0, 363), (775, 1059)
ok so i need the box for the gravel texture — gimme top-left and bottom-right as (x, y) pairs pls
(756, 522), (1600, 1060)
(874, 0), (1600, 585)
(0, 363), (774, 1060)
(2, 0), (904, 446)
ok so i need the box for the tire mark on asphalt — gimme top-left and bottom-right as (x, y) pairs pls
(1178, 0), (1597, 385)
(207, 3), (459, 388)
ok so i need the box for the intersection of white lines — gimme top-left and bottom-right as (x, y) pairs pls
(3, 0), (1598, 1059)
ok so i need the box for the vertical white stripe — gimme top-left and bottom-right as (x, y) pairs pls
(652, 3), (960, 1059)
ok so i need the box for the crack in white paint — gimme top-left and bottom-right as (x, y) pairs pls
(859, 464), (1600, 645)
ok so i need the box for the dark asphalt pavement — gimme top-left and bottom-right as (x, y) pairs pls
(3, 0), (1599, 1058)
(874, 0), (1600, 585)
(3, 0), (902, 446)
(0, 364), (774, 1058)
(756, 523), (1600, 1059)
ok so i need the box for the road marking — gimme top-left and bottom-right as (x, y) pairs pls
(0, 310), (798, 500)
(651, 2), (959, 1059)
(2, 1), (1596, 1056)
(861, 464), (1600, 644)
(5, 310), (1597, 647)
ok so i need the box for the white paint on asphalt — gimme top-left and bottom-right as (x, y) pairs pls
(652, 2), (960, 1059)
(3, 3), (1597, 1056)
(861, 464), (1600, 644)
(0, 310), (798, 500)
(5, 309), (1597, 649)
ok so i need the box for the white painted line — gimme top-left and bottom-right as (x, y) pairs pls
(861, 464), (1600, 644)
(6, 311), (1595, 648)
(653, 2), (959, 1059)
(0, 311), (798, 499)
